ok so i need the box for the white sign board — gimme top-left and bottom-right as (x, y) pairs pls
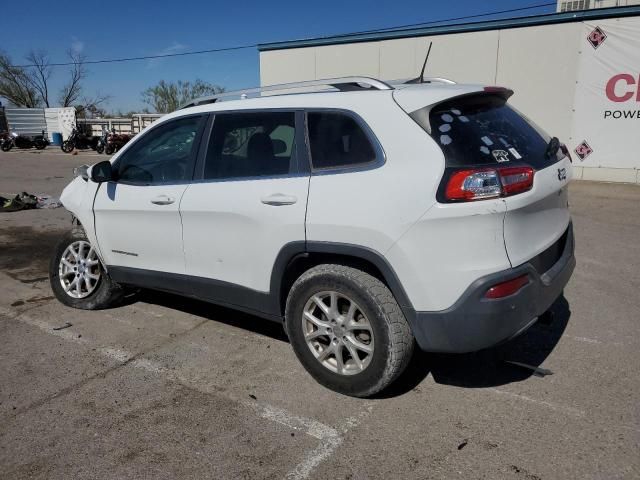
(571, 18), (640, 169)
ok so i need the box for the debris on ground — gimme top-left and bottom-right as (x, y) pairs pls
(457, 439), (468, 450)
(52, 322), (73, 331)
(1, 192), (62, 211)
(36, 194), (63, 209)
(504, 360), (554, 377)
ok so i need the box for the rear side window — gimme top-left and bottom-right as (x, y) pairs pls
(204, 112), (296, 180)
(416, 94), (555, 169)
(307, 112), (377, 170)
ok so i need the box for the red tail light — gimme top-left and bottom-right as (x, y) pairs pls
(445, 166), (534, 202)
(485, 274), (529, 299)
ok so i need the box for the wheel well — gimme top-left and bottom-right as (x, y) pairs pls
(279, 252), (390, 316)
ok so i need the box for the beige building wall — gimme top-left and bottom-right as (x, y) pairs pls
(495, 23), (583, 142)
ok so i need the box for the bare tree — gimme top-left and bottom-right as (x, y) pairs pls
(58, 50), (87, 107)
(142, 79), (224, 113)
(0, 52), (40, 107)
(25, 50), (52, 107)
(75, 92), (111, 119)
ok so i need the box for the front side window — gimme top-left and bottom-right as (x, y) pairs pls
(203, 112), (296, 180)
(115, 115), (204, 184)
(307, 112), (377, 170)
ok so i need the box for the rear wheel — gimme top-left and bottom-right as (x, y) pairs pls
(96, 144), (105, 154)
(34, 140), (46, 150)
(49, 227), (123, 310)
(1, 142), (12, 152)
(285, 264), (414, 397)
(105, 145), (115, 155)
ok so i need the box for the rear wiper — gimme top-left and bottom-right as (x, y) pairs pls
(545, 137), (560, 158)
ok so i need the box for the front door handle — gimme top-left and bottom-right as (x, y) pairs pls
(261, 193), (298, 206)
(151, 195), (175, 205)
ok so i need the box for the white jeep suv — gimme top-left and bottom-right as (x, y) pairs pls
(50, 77), (575, 397)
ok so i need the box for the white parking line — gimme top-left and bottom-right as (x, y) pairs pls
(565, 335), (624, 347)
(1, 305), (370, 479)
(487, 388), (585, 417)
(285, 405), (373, 480)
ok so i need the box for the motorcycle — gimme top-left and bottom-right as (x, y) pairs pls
(103, 128), (134, 155)
(95, 129), (109, 154)
(0, 132), (9, 151)
(1, 130), (49, 152)
(61, 128), (98, 153)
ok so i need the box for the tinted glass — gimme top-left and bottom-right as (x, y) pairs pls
(204, 112), (296, 180)
(115, 116), (204, 184)
(307, 112), (376, 169)
(421, 94), (556, 169)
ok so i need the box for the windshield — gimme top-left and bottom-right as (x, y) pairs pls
(412, 93), (560, 170)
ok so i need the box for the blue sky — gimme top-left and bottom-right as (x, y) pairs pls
(2, 0), (555, 112)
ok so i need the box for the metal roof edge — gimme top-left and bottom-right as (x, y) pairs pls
(258, 6), (640, 51)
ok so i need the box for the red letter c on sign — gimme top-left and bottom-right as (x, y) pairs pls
(605, 74), (635, 102)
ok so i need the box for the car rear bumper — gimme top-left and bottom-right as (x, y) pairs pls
(411, 222), (575, 353)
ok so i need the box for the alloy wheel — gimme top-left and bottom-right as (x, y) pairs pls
(58, 241), (101, 299)
(302, 291), (374, 376)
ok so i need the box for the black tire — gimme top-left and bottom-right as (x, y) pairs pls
(34, 140), (46, 150)
(1, 142), (12, 152)
(105, 145), (114, 155)
(96, 144), (105, 154)
(61, 141), (74, 153)
(49, 227), (124, 310)
(285, 264), (414, 397)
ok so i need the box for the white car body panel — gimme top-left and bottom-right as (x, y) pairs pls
(503, 156), (573, 267)
(93, 182), (188, 274)
(385, 197), (510, 312)
(59, 176), (102, 255)
(305, 95), (440, 254)
(180, 176), (309, 292)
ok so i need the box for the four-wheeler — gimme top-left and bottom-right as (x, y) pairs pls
(49, 76), (575, 397)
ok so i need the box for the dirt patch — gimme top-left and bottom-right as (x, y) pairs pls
(0, 226), (64, 279)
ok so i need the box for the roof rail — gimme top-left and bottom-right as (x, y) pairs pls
(180, 77), (394, 109)
(423, 77), (456, 85)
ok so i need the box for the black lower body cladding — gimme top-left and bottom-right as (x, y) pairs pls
(410, 223), (575, 353)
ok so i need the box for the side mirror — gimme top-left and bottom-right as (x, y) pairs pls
(90, 160), (114, 183)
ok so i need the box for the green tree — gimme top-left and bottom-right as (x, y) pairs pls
(141, 79), (224, 113)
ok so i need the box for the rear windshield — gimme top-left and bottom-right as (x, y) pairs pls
(412, 93), (558, 169)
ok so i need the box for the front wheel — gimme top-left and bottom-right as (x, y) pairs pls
(285, 264), (414, 397)
(61, 141), (74, 153)
(49, 227), (124, 310)
(105, 145), (115, 155)
(1, 142), (12, 152)
(96, 143), (105, 154)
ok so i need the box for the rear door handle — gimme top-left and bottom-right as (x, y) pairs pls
(260, 193), (297, 206)
(151, 195), (175, 205)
